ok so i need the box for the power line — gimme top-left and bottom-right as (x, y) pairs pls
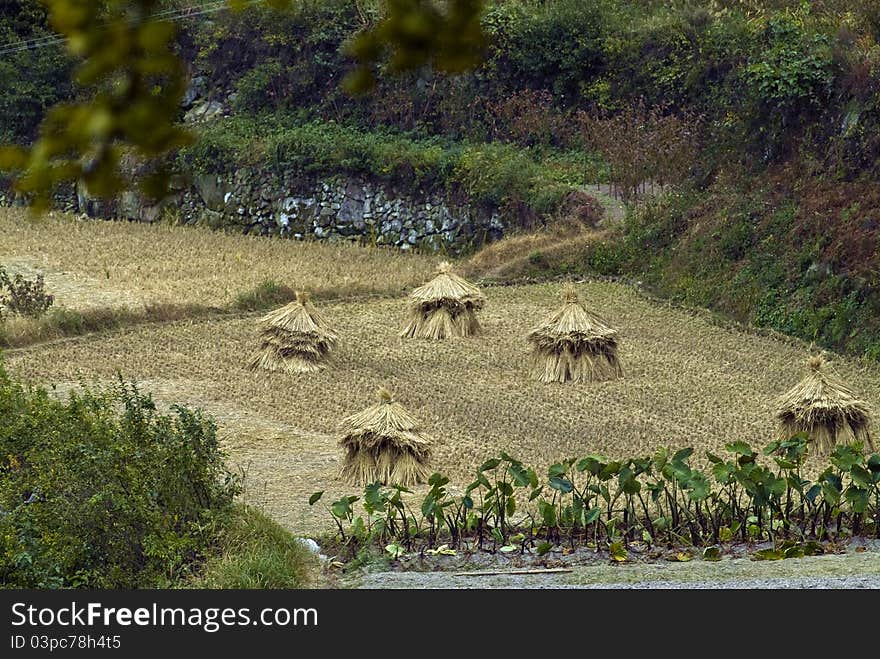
(0, 0), (256, 58)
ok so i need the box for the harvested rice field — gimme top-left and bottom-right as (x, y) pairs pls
(0, 207), (435, 310)
(6, 276), (880, 536)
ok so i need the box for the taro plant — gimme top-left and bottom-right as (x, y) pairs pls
(315, 437), (880, 562)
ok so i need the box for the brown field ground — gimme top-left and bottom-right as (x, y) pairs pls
(6, 272), (880, 535)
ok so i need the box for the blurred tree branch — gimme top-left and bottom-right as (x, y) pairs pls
(0, 0), (485, 210)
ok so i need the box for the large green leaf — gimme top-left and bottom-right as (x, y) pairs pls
(549, 476), (574, 494)
(480, 458), (501, 472)
(508, 463), (530, 487)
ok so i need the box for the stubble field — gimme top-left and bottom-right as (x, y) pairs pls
(5, 213), (880, 534)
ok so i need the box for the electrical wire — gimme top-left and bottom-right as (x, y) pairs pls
(0, 0), (260, 57)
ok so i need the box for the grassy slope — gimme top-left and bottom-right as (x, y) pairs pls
(192, 504), (321, 589)
(473, 171), (880, 360)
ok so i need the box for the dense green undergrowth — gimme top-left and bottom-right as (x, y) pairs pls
(313, 436), (880, 563)
(0, 360), (315, 588)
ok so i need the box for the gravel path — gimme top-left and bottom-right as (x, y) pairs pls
(349, 546), (880, 589)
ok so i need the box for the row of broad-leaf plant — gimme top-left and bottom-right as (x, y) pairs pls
(311, 436), (880, 561)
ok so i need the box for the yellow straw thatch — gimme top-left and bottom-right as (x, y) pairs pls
(400, 261), (485, 339)
(248, 290), (339, 373)
(776, 356), (874, 455)
(527, 284), (623, 383)
(338, 387), (433, 486)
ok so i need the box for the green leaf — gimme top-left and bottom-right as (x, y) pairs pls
(686, 472), (710, 501)
(763, 440), (780, 455)
(609, 541), (628, 563)
(548, 462), (568, 478)
(705, 451), (722, 464)
(753, 548), (784, 561)
(712, 462), (735, 484)
(784, 545), (804, 559)
(702, 546), (721, 561)
(802, 541), (824, 556)
(385, 543), (405, 559)
(725, 441), (755, 457)
(428, 473), (450, 487)
(538, 500), (556, 527)
(584, 507), (602, 525)
(499, 545), (516, 553)
(508, 464), (530, 487)
(850, 465), (872, 489)
(480, 458), (501, 472)
(536, 541), (553, 556)
(718, 526), (733, 542)
(672, 447), (694, 463)
(549, 476), (574, 494)
(844, 486), (869, 513)
(308, 491), (324, 506)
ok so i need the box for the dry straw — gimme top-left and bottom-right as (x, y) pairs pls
(400, 261), (485, 339)
(776, 355), (874, 454)
(248, 290), (338, 373)
(338, 387), (433, 486)
(527, 284), (623, 383)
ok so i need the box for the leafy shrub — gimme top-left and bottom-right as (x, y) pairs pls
(745, 16), (835, 112)
(0, 266), (54, 318)
(0, 365), (240, 588)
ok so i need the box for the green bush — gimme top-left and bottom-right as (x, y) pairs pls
(0, 363), (240, 588)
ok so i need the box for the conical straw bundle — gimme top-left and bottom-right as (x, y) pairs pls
(400, 261), (485, 339)
(776, 356), (874, 454)
(248, 290), (338, 374)
(339, 387), (433, 486)
(527, 285), (623, 383)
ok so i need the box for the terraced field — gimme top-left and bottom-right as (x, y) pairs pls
(5, 235), (880, 534)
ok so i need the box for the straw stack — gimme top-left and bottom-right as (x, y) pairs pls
(338, 387), (433, 486)
(400, 261), (485, 339)
(527, 284), (623, 383)
(248, 291), (338, 373)
(776, 355), (874, 454)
